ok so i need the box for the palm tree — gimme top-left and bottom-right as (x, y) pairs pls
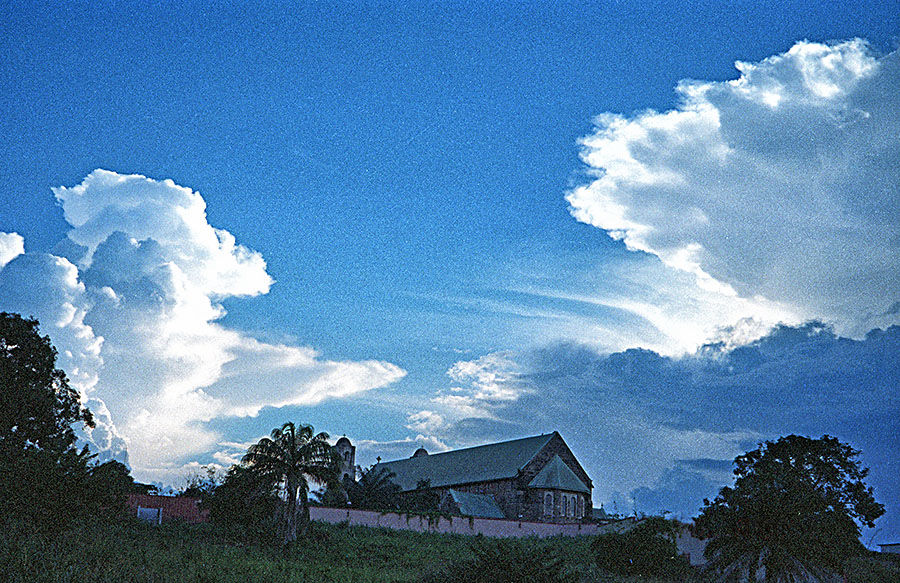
(345, 464), (401, 511)
(242, 422), (340, 544)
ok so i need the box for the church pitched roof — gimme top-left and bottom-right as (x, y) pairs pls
(373, 433), (556, 491)
(449, 489), (505, 519)
(528, 454), (590, 493)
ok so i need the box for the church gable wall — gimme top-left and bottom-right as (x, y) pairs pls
(521, 433), (592, 489)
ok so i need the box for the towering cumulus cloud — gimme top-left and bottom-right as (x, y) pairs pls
(0, 171), (405, 480)
(568, 40), (900, 337)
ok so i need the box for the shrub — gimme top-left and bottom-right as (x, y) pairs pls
(592, 517), (693, 581)
(419, 536), (574, 583)
(205, 464), (278, 543)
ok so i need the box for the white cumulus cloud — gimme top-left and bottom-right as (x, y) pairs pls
(568, 39), (900, 338)
(0, 171), (405, 482)
(0, 232), (24, 268)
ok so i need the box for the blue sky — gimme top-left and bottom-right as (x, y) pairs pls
(1, 2), (898, 543)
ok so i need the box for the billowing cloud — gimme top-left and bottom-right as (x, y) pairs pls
(0, 232), (24, 268)
(0, 171), (405, 481)
(568, 40), (900, 338)
(0, 249), (125, 463)
(409, 352), (537, 446)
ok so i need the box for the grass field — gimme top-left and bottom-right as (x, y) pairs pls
(0, 516), (614, 583)
(3, 516), (898, 582)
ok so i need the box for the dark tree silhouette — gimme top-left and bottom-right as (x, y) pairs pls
(344, 464), (402, 511)
(0, 312), (136, 528)
(242, 422), (341, 544)
(206, 464), (279, 542)
(0, 312), (92, 454)
(695, 435), (885, 582)
(592, 516), (692, 580)
(399, 479), (440, 514)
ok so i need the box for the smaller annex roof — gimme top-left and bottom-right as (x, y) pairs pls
(528, 455), (590, 493)
(449, 489), (505, 519)
(374, 433), (556, 491)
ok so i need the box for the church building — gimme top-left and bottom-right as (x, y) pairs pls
(372, 431), (592, 523)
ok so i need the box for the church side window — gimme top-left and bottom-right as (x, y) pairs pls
(563, 495), (568, 517)
(544, 492), (553, 516)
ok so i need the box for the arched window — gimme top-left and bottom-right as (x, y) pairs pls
(544, 492), (553, 516)
(563, 495), (568, 517)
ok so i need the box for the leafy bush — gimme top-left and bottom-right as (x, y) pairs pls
(592, 517), (693, 581)
(419, 536), (575, 583)
(205, 464), (278, 543)
(398, 480), (441, 514)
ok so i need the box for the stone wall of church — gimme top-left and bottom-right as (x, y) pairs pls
(432, 479), (589, 523)
(437, 478), (521, 519)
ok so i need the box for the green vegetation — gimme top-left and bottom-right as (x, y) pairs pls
(342, 464), (403, 511)
(695, 435), (885, 581)
(418, 536), (575, 583)
(242, 422), (342, 544)
(593, 516), (693, 581)
(0, 516), (588, 583)
(2, 314), (896, 582)
(3, 514), (898, 583)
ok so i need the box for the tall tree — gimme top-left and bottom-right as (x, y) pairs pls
(0, 312), (92, 454)
(695, 435), (884, 582)
(0, 312), (132, 528)
(242, 422), (340, 544)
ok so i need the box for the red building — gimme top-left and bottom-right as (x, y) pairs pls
(126, 493), (209, 524)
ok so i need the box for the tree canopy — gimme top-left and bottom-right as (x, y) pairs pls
(0, 312), (92, 454)
(241, 422), (341, 544)
(343, 464), (402, 511)
(0, 312), (135, 528)
(695, 434), (885, 581)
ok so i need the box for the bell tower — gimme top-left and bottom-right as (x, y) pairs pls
(334, 436), (356, 482)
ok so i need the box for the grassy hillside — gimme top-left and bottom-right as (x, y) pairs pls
(4, 516), (897, 582)
(0, 516), (609, 583)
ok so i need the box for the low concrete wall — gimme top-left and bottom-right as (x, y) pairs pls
(309, 506), (601, 538)
(309, 507), (708, 565)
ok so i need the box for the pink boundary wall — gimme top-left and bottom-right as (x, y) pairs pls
(309, 506), (601, 538)
(309, 507), (708, 564)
